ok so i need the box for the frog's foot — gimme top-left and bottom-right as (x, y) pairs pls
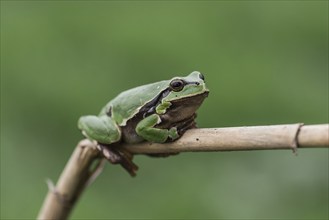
(97, 144), (139, 177)
(173, 113), (198, 138)
(147, 115), (197, 158)
(177, 119), (196, 135)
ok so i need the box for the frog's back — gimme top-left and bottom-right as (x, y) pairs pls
(100, 80), (169, 126)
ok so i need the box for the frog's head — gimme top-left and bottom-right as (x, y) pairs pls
(165, 71), (209, 101)
(159, 71), (209, 124)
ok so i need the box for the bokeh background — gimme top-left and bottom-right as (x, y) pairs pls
(1, 1), (328, 219)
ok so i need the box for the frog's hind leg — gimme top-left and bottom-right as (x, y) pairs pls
(79, 116), (138, 176)
(98, 144), (139, 177)
(78, 115), (121, 144)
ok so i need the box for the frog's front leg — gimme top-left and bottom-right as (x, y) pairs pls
(136, 114), (180, 143)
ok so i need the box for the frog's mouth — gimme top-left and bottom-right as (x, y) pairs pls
(172, 90), (209, 105)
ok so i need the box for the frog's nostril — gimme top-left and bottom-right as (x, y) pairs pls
(195, 82), (200, 85)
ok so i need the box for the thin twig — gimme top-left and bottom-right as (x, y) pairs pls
(121, 124), (328, 154)
(37, 139), (102, 220)
(37, 123), (328, 220)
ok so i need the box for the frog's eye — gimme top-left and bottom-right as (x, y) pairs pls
(170, 79), (185, 92)
(198, 73), (205, 81)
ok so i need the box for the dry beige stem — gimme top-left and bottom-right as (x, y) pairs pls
(37, 124), (328, 220)
(37, 139), (102, 220)
(122, 124), (328, 154)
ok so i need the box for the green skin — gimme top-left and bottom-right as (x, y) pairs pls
(78, 71), (209, 145)
(78, 71), (209, 175)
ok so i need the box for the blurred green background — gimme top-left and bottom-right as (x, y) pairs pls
(1, 1), (328, 219)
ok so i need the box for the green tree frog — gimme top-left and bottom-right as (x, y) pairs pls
(78, 71), (209, 176)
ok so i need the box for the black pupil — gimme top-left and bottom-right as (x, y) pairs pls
(172, 81), (182, 88)
(170, 79), (184, 91)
